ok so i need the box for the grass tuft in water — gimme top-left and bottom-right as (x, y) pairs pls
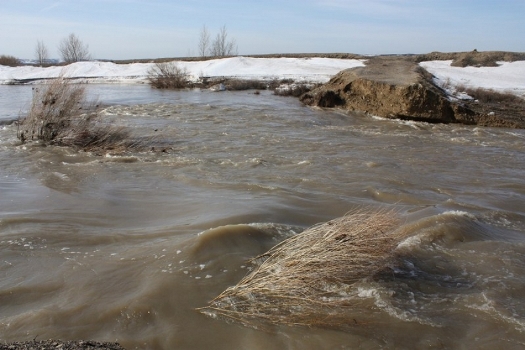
(199, 208), (408, 330)
(17, 75), (152, 152)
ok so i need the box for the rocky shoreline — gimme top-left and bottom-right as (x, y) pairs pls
(300, 51), (525, 128)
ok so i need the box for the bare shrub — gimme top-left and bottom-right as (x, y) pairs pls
(198, 25), (211, 58)
(148, 62), (189, 89)
(218, 79), (309, 92)
(199, 208), (408, 330)
(35, 40), (49, 66)
(274, 83), (317, 97)
(0, 55), (21, 67)
(17, 76), (142, 152)
(224, 79), (268, 91)
(210, 25), (237, 57)
(58, 33), (91, 63)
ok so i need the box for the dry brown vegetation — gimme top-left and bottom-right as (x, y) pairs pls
(17, 76), (147, 152)
(274, 83), (318, 97)
(222, 79), (269, 91)
(199, 208), (408, 330)
(0, 54), (22, 67)
(415, 50), (525, 67)
(148, 62), (189, 89)
(453, 84), (525, 128)
(456, 84), (524, 105)
(206, 78), (316, 95)
(58, 33), (91, 63)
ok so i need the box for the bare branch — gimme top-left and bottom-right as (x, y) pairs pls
(198, 25), (210, 57)
(58, 33), (91, 63)
(147, 62), (189, 89)
(210, 25), (237, 57)
(17, 75), (147, 152)
(35, 40), (49, 66)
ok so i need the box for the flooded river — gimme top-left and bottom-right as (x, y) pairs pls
(1, 84), (525, 349)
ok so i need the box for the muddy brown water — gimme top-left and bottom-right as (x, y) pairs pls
(1, 84), (525, 349)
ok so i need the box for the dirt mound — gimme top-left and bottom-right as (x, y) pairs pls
(451, 50), (525, 67)
(416, 50), (525, 67)
(300, 55), (525, 128)
(300, 56), (476, 124)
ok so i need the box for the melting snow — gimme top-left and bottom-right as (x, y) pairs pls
(0, 57), (365, 84)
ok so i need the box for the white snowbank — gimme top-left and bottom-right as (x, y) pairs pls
(419, 60), (525, 98)
(3, 57), (524, 98)
(0, 57), (365, 85)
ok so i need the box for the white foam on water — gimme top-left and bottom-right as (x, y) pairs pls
(469, 293), (525, 332)
(396, 235), (423, 250)
(440, 210), (477, 220)
(357, 285), (438, 326)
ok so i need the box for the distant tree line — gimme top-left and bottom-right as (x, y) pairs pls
(0, 55), (21, 67)
(0, 33), (92, 67)
(34, 33), (91, 65)
(2, 26), (238, 67)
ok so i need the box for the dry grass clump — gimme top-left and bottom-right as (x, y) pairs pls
(148, 62), (189, 89)
(0, 54), (22, 67)
(199, 208), (407, 329)
(456, 84), (524, 105)
(17, 76), (146, 152)
(274, 83), (317, 97)
(223, 79), (269, 91)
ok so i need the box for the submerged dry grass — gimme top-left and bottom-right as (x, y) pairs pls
(17, 76), (151, 152)
(199, 208), (407, 330)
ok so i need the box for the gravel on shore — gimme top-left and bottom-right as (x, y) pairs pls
(0, 340), (126, 350)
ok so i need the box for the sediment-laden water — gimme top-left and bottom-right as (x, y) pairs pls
(1, 84), (525, 349)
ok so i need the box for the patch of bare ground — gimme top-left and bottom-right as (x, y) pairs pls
(455, 86), (525, 128)
(416, 50), (525, 67)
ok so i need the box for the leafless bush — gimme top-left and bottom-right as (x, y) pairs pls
(17, 76), (144, 152)
(198, 25), (211, 58)
(148, 62), (189, 89)
(210, 25), (237, 57)
(58, 33), (91, 63)
(199, 208), (408, 330)
(35, 40), (49, 66)
(0, 55), (22, 67)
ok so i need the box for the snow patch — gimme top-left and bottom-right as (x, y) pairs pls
(420, 60), (525, 97)
(0, 57), (366, 85)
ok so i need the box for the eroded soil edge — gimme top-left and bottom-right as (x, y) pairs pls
(300, 55), (525, 128)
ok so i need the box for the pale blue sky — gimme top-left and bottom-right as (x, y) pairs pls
(1, 0), (523, 60)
